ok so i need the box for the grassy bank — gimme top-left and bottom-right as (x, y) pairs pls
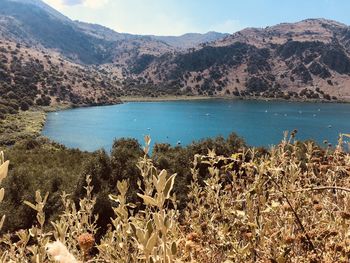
(121, 94), (350, 103)
(0, 101), (120, 147)
(0, 110), (47, 146)
(120, 95), (223, 102)
(40, 103), (74, 112)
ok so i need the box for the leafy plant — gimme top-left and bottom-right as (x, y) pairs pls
(0, 151), (9, 230)
(0, 134), (350, 262)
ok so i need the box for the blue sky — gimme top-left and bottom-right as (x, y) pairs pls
(43, 0), (349, 35)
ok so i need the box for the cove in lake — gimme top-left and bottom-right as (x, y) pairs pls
(42, 100), (350, 152)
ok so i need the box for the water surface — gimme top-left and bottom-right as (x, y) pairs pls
(42, 100), (350, 151)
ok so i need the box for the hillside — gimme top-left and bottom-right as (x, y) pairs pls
(1, 1), (350, 101)
(0, 39), (124, 119)
(0, 0), (224, 67)
(0, 0), (233, 102)
(0, 0), (176, 65)
(149, 31), (229, 49)
(137, 19), (350, 100)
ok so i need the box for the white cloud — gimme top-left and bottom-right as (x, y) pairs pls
(83, 0), (109, 9)
(42, 0), (239, 35)
(209, 19), (245, 34)
(43, 0), (109, 10)
(65, 0), (199, 36)
(43, 0), (65, 10)
(111, 13), (197, 36)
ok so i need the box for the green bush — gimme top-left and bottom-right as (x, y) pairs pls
(20, 101), (29, 111)
(0, 139), (90, 233)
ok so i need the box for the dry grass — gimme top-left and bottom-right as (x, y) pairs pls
(0, 110), (46, 146)
(0, 133), (350, 262)
(120, 95), (220, 102)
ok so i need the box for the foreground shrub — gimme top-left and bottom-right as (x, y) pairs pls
(0, 133), (350, 262)
(0, 151), (9, 230)
(0, 139), (89, 232)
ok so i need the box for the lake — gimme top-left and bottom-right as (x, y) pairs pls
(42, 100), (350, 152)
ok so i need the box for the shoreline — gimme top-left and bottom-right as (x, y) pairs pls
(1, 95), (349, 147)
(120, 95), (350, 104)
(0, 110), (47, 146)
(120, 95), (225, 102)
(39, 95), (350, 112)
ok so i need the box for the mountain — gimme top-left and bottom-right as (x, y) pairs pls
(0, 0), (114, 64)
(1, 0), (350, 101)
(135, 19), (350, 100)
(7, 0), (70, 22)
(149, 32), (229, 49)
(0, 39), (125, 119)
(0, 0), (231, 114)
(0, 0), (176, 65)
(0, 0), (224, 66)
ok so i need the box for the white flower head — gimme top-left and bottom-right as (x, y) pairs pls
(46, 241), (78, 263)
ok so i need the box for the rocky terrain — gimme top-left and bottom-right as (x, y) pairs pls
(0, 0), (229, 112)
(0, 0), (224, 66)
(1, 0), (350, 107)
(0, 39), (125, 119)
(139, 19), (350, 100)
(149, 31), (229, 49)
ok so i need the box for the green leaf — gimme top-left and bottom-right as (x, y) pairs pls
(146, 219), (153, 237)
(276, 255), (287, 263)
(130, 223), (137, 237)
(163, 173), (177, 199)
(153, 213), (162, 231)
(0, 188), (4, 203)
(171, 241), (177, 255)
(35, 191), (42, 204)
(144, 135), (151, 146)
(0, 160), (9, 182)
(157, 170), (167, 193)
(137, 194), (158, 207)
(108, 194), (120, 203)
(24, 201), (37, 211)
(43, 192), (49, 204)
(117, 180), (128, 195)
(0, 215), (5, 230)
(145, 232), (158, 255)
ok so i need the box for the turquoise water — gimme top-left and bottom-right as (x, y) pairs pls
(42, 100), (350, 152)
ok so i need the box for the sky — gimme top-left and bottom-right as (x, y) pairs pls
(42, 0), (350, 36)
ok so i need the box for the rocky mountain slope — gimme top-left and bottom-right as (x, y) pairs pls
(149, 32), (229, 49)
(0, 0), (225, 66)
(0, 39), (126, 118)
(1, 0), (350, 102)
(137, 19), (350, 100)
(0, 0), (178, 65)
(0, 36), (189, 119)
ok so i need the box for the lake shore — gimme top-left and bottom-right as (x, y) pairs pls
(1, 94), (349, 147)
(120, 95), (225, 102)
(120, 95), (350, 104)
(0, 110), (47, 146)
(41, 98), (350, 152)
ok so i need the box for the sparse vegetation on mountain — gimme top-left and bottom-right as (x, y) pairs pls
(133, 20), (350, 101)
(1, 0), (350, 104)
(0, 40), (123, 119)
